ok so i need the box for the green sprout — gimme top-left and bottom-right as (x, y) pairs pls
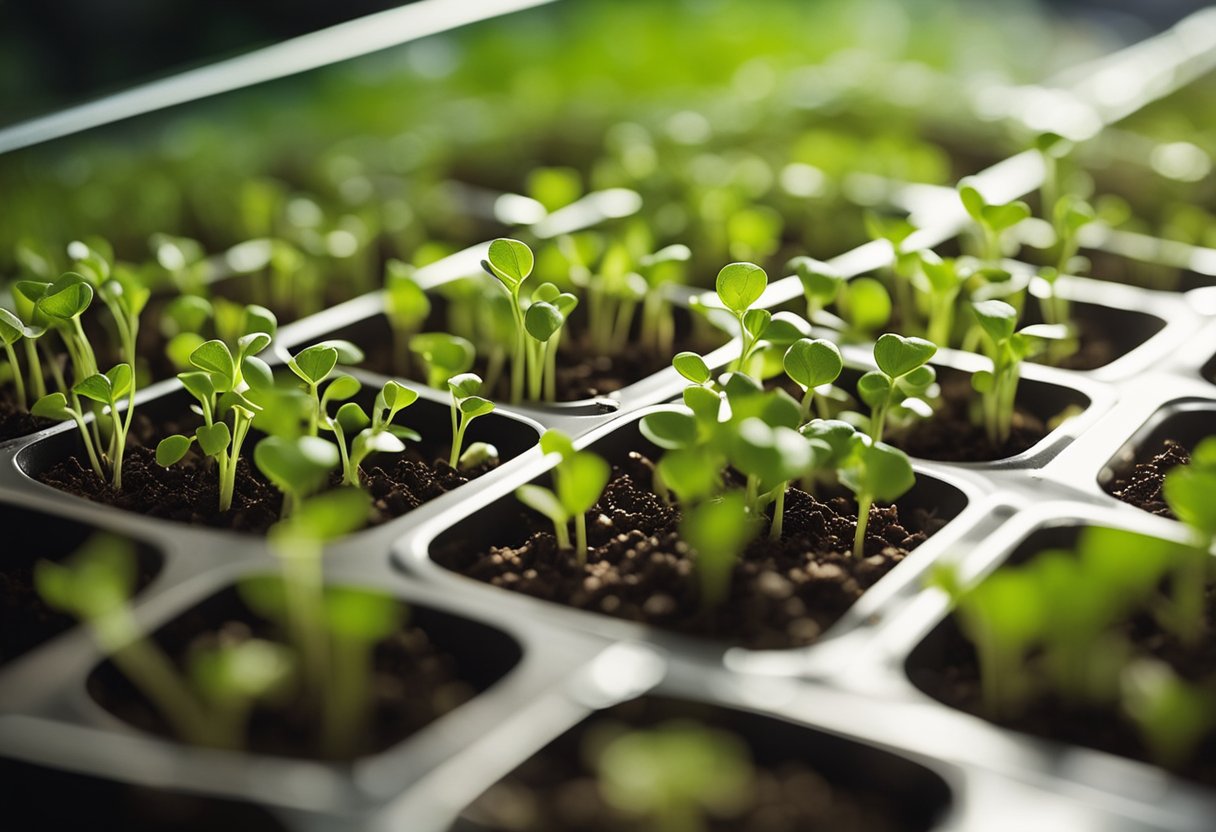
(857, 333), (937, 442)
(837, 276), (892, 340)
(323, 379), (421, 487)
(714, 261), (768, 373)
(162, 294), (214, 372)
(31, 388), (106, 481)
(1040, 195), (1096, 329)
(969, 300), (1063, 446)
(254, 435), (341, 518)
(958, 181), (1031, 264)
(782, 337), (843, 421)
(839, 433), (915, 557)
(914, 251), (967, 347)
(593, 720), (755, 832)
(72, 363), (135, 489)
(514, 429), (610, 565)
(155, 308), (277, 512)
(36, 535), (215, 746)
(526, 282), (578, 401)
(481, 238), (535, 404)
(1122, 660), (1216, 770)
(286, 339), (365, 436)
(0, 308), (31, 410)
(410, 332), (475, 391)
(447, 372), (495, 469)
(383, 259), (431, 375)
(789, 256), (843, 325)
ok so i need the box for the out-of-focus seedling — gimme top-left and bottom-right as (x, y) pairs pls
(514, 429), (610, 565)
(447, 372), (495, 468)
(839, 434), (915, 557)
(593, 719), (755, 832)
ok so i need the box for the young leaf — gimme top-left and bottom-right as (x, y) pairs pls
(156, 434), (194, 467)
(972, 300), (1018, 344)
(524, 301), (564, 342)
(556, 452), (611, 515)
(190, 340), (236, 385)
(673, 351), (711, 384)
(516, 483), (569, 526)
(783, 338), (843, 391)
(640, 408), (700, 450)
(196, 422), (233, 457)
(483, 238), (534, 291)
(291, 344), (339, 385)
(873, 333), (936, 378)
(715, 262), (767, 314)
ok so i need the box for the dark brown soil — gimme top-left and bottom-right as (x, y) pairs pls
(1106, 441), (1190, 519)
(36, 408), (495, 535)
(0, 383), (49, 443)
(439, 456), (946, 650)
(887, 374), (1049, 462)
(461, 697), (939, 832)
(89, 590), (477, 760)
(908, 591), (1216, 787)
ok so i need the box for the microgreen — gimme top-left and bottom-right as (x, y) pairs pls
(782, 337), (843, 421)
(715, 262), (768, 372)
(254, 435), (341, 518)
(958, 180), (1031, 264)
(858, 333), (937, 442)
(969, 300), (1064, 445)
(383, 259), (431, 375)
(482, 237), (535, 404)
(37, 535), (214, 745)
(514, 429), (610, 565)
(594, 720), (755, 832)
(680, 491), (758, 610)
(447, 372), (495, 469)
(789, 256), (843, 325)
(838, 434), (915, 557)
(324, 379), (420, 487)
(410, 332), (475, 392)
(155, 307), (278, 512)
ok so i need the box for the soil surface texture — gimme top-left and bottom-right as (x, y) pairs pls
(462, 698), (936, 832)
(90, 593), (476, 760)
(909, 591), (1216, 786)
(36, 409), (494, 534)
(1106, 440), (1190, 519)
(440, 455), (947, 650)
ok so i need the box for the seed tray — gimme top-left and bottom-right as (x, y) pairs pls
(2, 4), (1216, 831)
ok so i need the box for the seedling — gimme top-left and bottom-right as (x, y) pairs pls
(782, 337), (843, 421)
(447, 373), (494, 468)
(914, 251), (967, 347)
(789, 256), (843, 325)
(525, 282), (578, 401)
(958, 181), (1031, 264)
(31, 389), (106, 480)
(254, 435), (342, 518)
(481, 238), (535, 404)
(714, 261), (768, 373)
(838, 433), (915, 557)
(72, 363), (135, 489)
(969, 300), (1064, 446)
(36, 535), (214, 746)
(0, 308), (29, 410)
(593, 720), (755, 832)
(514, 429), (610, 565)
(1122, 660), (1216, 770)
(410, 332), (475, 392)
(383, 259), (431, 375)
(286, 340), (366, 436)
(324, 379), (421, 487)
(857, 333), (937, 442)
(155, 308), (277, 512)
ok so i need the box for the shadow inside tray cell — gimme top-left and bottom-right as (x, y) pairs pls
(431, 416), (968, 650)
(453, 694), (953, 832)
(87, 581), (522, 761)
(15, 383), (539, 536)
(0, 758), (288, 832)
(1021, 298), (1165, 372)
(305, 287), (729, 405)
(0, 501), (161, 669)
(1099, 400), (1216, 518)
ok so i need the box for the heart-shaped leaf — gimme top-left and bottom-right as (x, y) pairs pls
(291, 344), (338, 385)
(483, 238), (534, 291)
(715, 262), (767, 314)
(784, 338), (843, 391)
(196, 421), (232, 457)
(874, 333), (937, 379)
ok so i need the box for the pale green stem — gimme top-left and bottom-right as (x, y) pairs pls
(3, 343), (26, 410)
(853, 493), (873, 558)
(24, 338), (46, 399)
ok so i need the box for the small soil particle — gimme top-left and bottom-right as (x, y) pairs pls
(1106, 440), (1190, 519)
